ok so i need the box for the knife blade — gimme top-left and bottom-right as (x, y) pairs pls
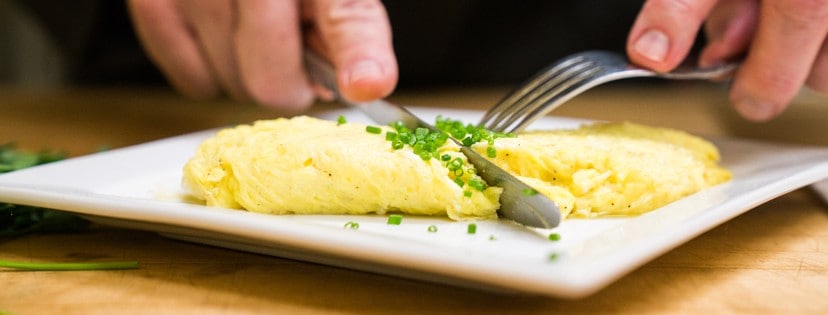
(304, 51), (561, 228)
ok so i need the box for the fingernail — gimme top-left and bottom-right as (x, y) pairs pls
(347, 60), (383, 85)
(634, 29), (669, 62)
(736, 99), (777, 121)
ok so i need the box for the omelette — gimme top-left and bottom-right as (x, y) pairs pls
(182, 116), (731, 220)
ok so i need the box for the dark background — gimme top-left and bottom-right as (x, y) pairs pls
(6, 1), (653, 89)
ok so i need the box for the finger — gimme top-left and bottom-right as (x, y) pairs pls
(236, 0), (315, 110)
(806, 38), (828, 93)
(627, 0), (719, 72)
(311, 0), (397, 102)
(176, 0), (248, 101)
(699, 0), (759, 67)
(127, 0), (219, 99)
(730, 1), (828, 121)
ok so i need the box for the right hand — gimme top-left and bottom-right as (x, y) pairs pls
(127, 0), (398, 112)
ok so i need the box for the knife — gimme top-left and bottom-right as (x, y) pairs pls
(304, 51), (561, 228)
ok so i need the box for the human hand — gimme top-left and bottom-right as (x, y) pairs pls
(626, 0), (828, 121)
(127, 0), (398, 112)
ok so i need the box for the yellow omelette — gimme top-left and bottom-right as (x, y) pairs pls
(182, 116), (730, 220)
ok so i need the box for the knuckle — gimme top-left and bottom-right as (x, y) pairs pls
(645, 0), (707, 21)
(770, 0), (828, 26)
(320, 0), (386, 27)
(246, 81), (314, 110)
(746, 68), (803, 105)
(761, 70), (802, 96)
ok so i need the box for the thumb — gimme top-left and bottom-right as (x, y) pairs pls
(310, 0), (398, 102)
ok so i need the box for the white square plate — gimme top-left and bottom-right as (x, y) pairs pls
(2, 107), (828, 298)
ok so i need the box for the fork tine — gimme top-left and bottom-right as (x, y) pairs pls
(478, 55), (588, 127)
(481, 50), (742, 133)
(480, 56), (583, 126)
(490, 61), (599, 132)
(505, 68), (605, 133)
(483, 57), (600, 132)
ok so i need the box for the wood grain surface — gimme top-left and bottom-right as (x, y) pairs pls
(1, 82), (827, 314)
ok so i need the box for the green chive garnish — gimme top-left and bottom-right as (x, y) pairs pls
(521, 188), (538, 196)
(379, 117), (514, 192)
(387, 214), (403, 225)
(427, 225), (438, 233)
(463, 191), (472, 197)
(548, 233), (561, 241)
(336, 115), (347, 125)
(486, 146), (497, 158)
(468, 178), (487, 191)
(366, 125), (382, 134)
(0, 260), (138, 271)
(344, 221), (360, 230)
(385, 131), (397, 141)
(549, 253), (560, 261)
(454, 177), (465, 187)
(467, 223), (477, 234)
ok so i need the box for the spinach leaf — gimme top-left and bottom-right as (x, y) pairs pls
(0, 144), (89, 237)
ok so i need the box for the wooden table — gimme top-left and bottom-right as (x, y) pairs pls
(1, 83), (827, 314)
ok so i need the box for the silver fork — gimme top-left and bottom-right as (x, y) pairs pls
(478, 50), (740, 133)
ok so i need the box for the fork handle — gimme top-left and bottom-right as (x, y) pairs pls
(658, 61), (740, 81)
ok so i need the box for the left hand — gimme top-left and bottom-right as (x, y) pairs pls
(626, 0), (828, 121)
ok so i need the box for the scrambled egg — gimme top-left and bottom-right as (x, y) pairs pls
(183, 116), (731, 220)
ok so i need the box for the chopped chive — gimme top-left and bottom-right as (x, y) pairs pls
(463, 190), (472, 197)
(453, 168), (464, 177)
(415, 127), (429, 139)
(467, 223), (477, 234)
(521, 188), (538, 196)
(549, 253), (560, 261)
(548, 233), (561, 241)
(336, 115), (347, 125)
(427, 225), (438, 233)
(366, 125), (383, 134)
(0, 260), (138, 271)
(462, 137), (474, 147)
(344, 221), (360, 230)
(454, 177), (465, 187)
(387, 214), (403, 225)
(447, 158), (463, 171)
(486, 146), (497, 158)
(489, 235), (496, 241)
(385, 131), (397, 141)
(468, 178), (487, 191)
